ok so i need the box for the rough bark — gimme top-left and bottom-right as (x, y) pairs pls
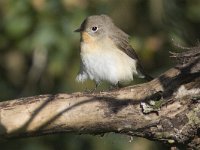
(0, 47), (199, 149)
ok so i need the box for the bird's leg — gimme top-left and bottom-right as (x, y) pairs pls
(94, 82), (100, 91)
(84, 82), (100, 93)
(109, 82), (122, 91)
(117, 82), (124, 88)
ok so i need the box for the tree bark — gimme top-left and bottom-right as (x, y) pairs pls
(0, 47), (199, 149)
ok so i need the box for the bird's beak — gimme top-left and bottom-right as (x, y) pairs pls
(74, 27), (83, 32)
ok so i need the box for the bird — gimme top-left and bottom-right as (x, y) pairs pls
(75, 14), (152, 89)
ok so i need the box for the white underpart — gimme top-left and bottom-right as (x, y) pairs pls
(76, 70), (88, 83)
(175, 85), (200, 98)
(76, 38), (139, 85)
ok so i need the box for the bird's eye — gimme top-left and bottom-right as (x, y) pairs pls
(91, 26), (98, 32)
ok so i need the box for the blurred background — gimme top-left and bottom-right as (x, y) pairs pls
(0, 0), (199, 149)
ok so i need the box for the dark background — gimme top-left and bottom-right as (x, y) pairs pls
(0, 0), (199, 149)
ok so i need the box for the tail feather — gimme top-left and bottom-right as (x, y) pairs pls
(136, 62), (153, 81)
(144, 73), (153, 81)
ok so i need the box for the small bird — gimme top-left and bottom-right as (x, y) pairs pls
(75, 14), (152, 89)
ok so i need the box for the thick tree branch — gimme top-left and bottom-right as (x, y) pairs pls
(0, 47), (199, 149)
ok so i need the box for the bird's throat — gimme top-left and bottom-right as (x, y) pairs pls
(81, 32), (94, 43)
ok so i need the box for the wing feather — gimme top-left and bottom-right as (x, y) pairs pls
(109, 27), (139, 60)
(109, 27), (153, 81)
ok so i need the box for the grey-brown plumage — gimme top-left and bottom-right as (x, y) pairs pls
(75, 14), (153, 87)
(105, 15), (153, 81)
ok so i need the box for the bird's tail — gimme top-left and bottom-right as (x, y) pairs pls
(136, 62), (153, 81)
(143, 73), (153, 81)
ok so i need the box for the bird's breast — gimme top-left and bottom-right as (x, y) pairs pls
(80, 41), (138, 84)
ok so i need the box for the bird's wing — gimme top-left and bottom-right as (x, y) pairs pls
(109, 29), (153, 81)
(109, 29), (139, 60)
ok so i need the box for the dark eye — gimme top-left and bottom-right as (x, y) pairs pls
(91, 26), (98, 32)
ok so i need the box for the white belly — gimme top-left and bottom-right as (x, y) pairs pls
(81, 49), (138, 85)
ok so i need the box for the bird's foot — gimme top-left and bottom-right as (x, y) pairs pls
(83, 88), (97, 94)
(108, 85), (119, 91)
(83, 83), (99, 94)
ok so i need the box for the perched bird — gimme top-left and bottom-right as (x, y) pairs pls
(75, 14), (152, 89)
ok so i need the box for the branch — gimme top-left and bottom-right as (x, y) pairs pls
(0, 47), (200, 149)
